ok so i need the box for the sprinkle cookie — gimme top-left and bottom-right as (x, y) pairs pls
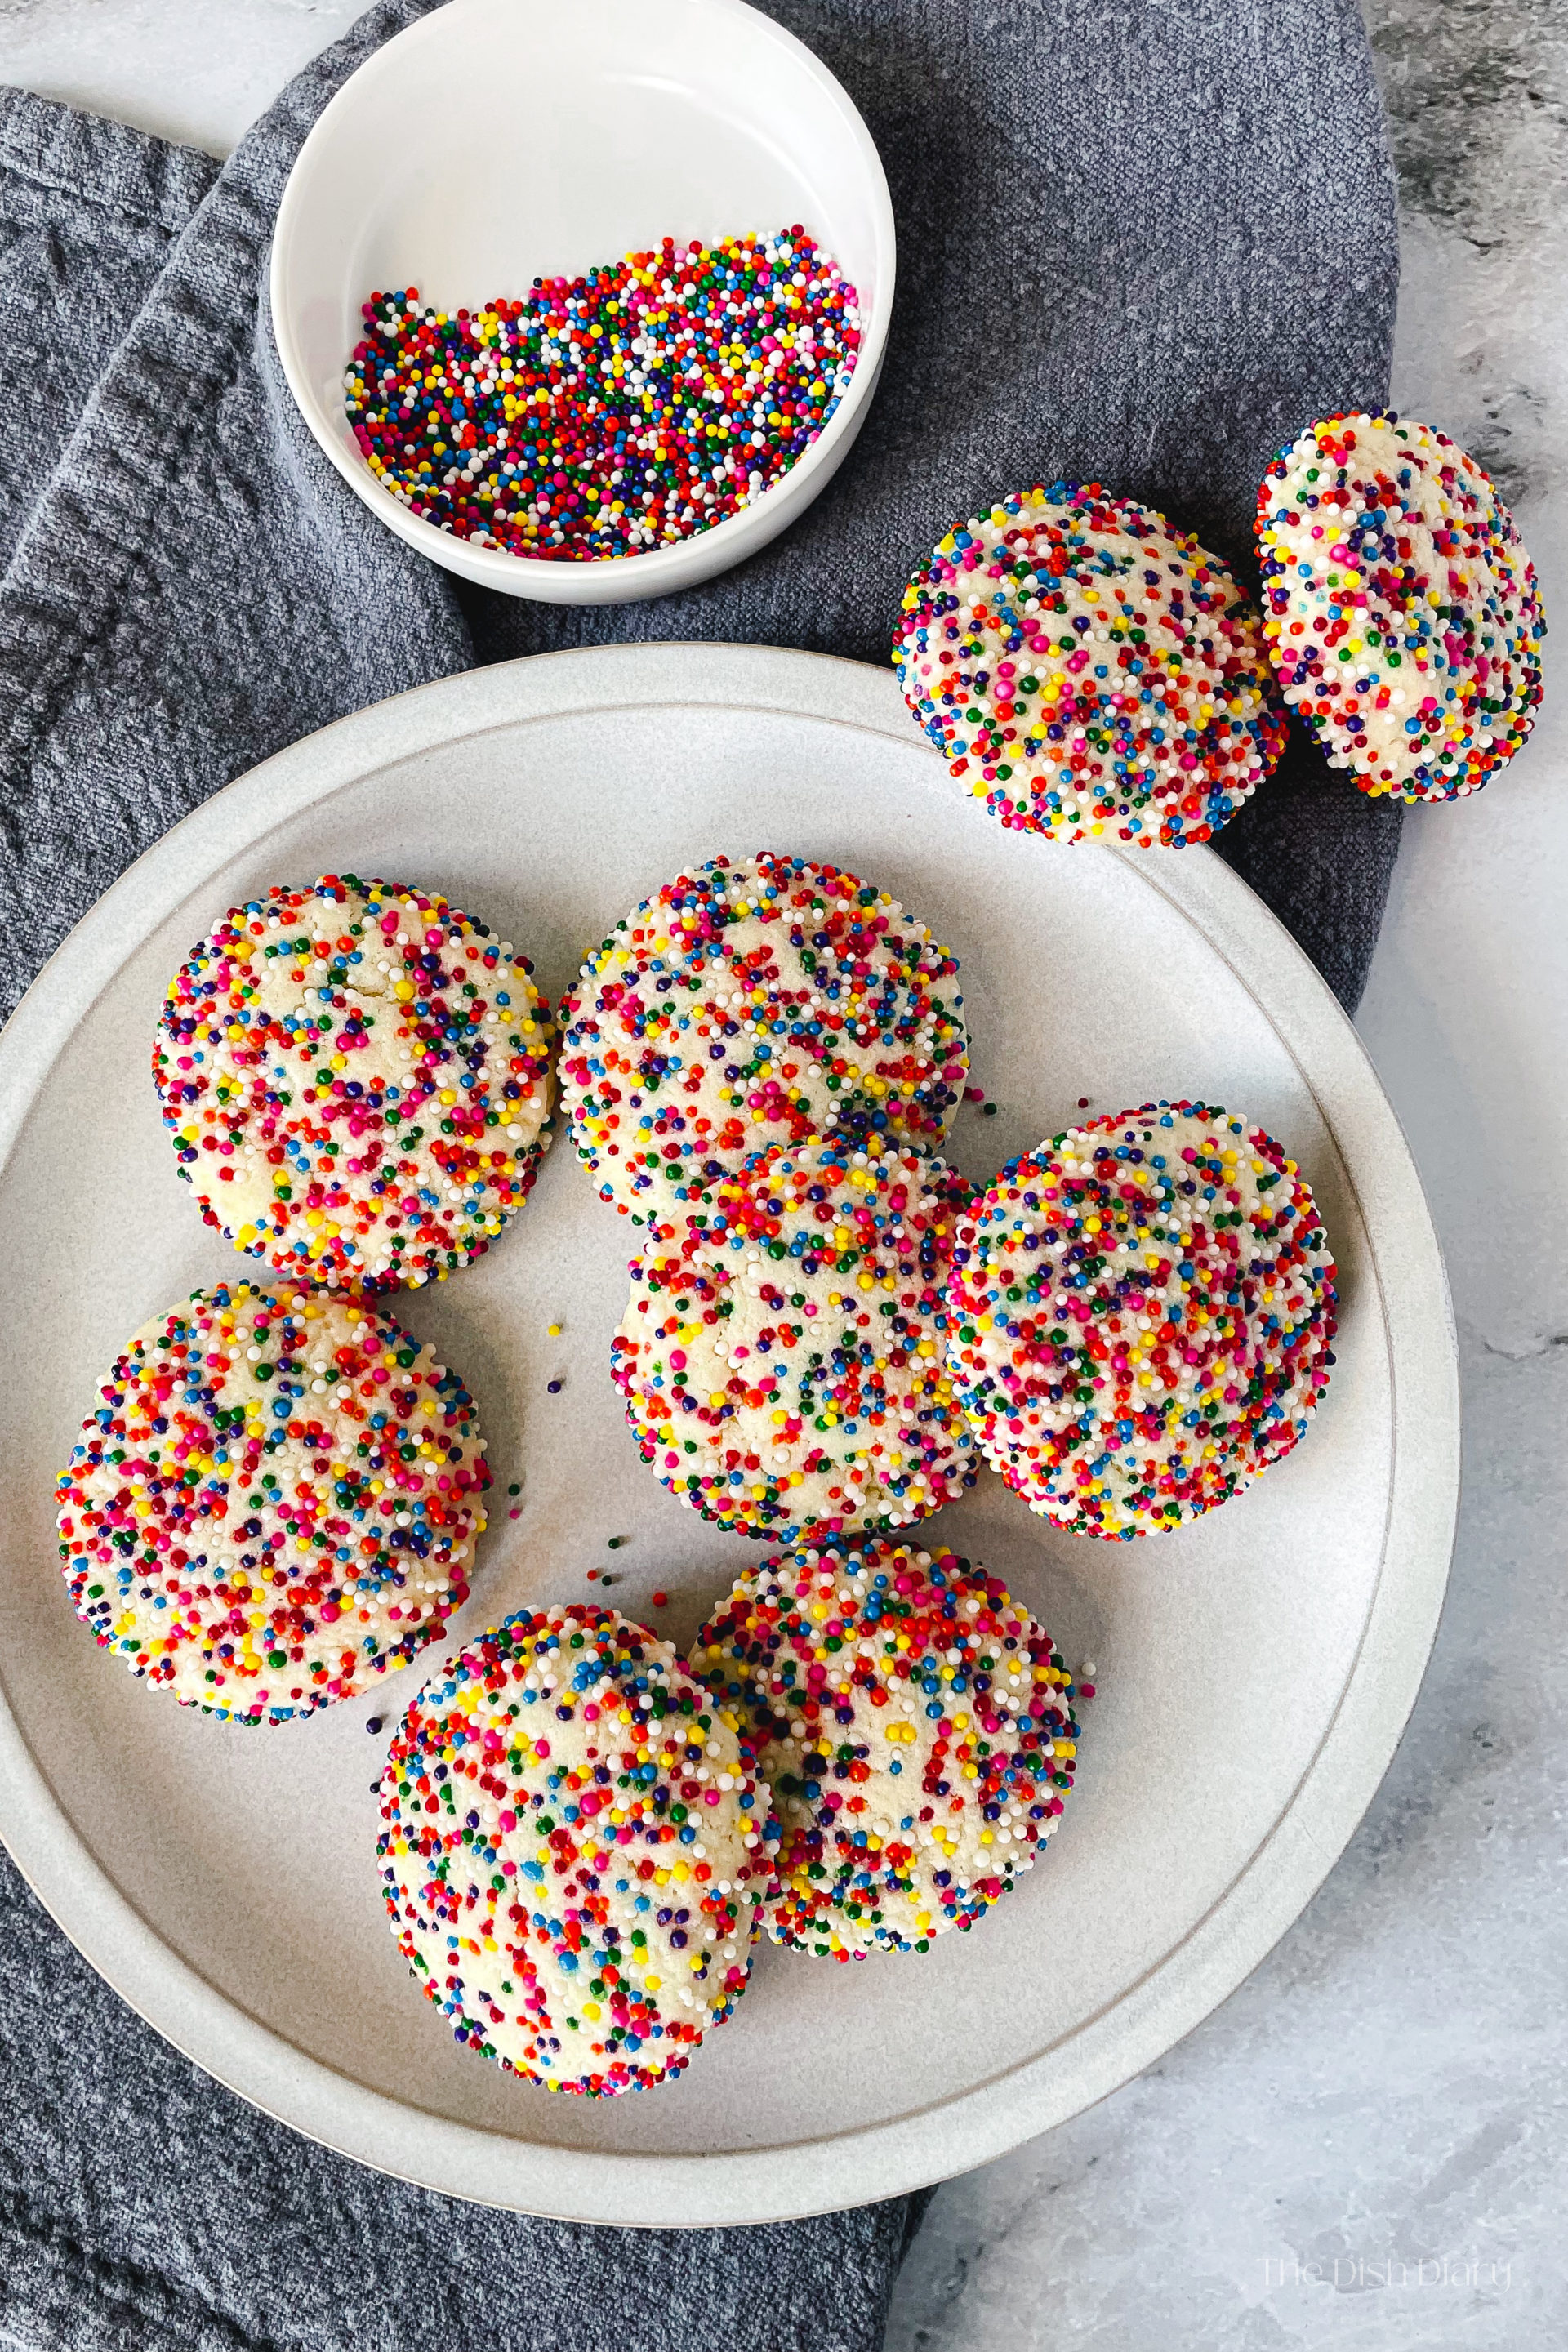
(1257, 412), (1545, 801)
(557, 853), (967, 1226)
(894, 483), (1287, 844)
(612, 1133), (977, 1541)
(55, 1282), (488, 1722)
(154, 875), (555, 1290)
(947, 1103), (1336, 1538)
(690, 1540), (1080, 1959)
(377, 1606), (777, 2094)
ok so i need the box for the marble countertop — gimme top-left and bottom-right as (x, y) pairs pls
(0, 2), (1561, 2344)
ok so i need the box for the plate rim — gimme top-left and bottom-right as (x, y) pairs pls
(0, 644), (1459, 2225)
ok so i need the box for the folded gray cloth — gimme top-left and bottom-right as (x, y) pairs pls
(0, 2), (1400, 2345)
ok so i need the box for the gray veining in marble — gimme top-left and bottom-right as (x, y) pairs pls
(0, 1), (1562, 2344)
(0, 0), (364, 158)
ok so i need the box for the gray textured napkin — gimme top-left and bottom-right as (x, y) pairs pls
(0, 2), (1400, 2345)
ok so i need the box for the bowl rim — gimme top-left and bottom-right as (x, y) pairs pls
(269, 0), (897, 605)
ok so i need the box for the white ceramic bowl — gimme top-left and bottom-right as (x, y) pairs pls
(270, 0), (895, 604)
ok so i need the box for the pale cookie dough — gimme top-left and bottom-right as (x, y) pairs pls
(612, 1132), (977, 1541)
(894, 483), (1286, 844)
(558, 851), (967, 1225)
(1256, 410), (1544, 801)
(947, 1101), (1336, 1538)
(377, 1606), (778, 2095)
(55, 1281), (488, 1722)
(154, 874), (555, 1290)
(690, 1539), (1080, 1959)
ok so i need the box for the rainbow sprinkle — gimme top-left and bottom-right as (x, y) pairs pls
(1257, 410), (1545, 801)
(559, 852), (968, 1227)
(377, 1605), (778, 2094)
(946, 1102), (1336, 1538)
(690, 1539), (1080, 1959)
(55, 1283), (488, 1722)
(894, 483), (1286, 844)
(612, 1131), (977, 1542)
(154, 875), (555, 1290)
(344, 229), (861, 560)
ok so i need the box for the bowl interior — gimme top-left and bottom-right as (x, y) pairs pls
(274, 0), (891, 586)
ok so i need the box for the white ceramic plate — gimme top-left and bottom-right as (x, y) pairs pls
(0, 647), (1458, 2225)
(270, 0), (894, 604)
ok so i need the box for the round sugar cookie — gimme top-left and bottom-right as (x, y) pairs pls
(947, 1102), (1336, 1538)
(376, 1606), (777, 2096)
(557, 851), (968, 1226)
(893, 483), (1287, 845)
(1257, 411), (1545, 801)
(55, 1281), (488, 1722)
(690, 1539), (1080, 1959)
(611, 1131), (977, 1541)
(154, 874), (555, 1290)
